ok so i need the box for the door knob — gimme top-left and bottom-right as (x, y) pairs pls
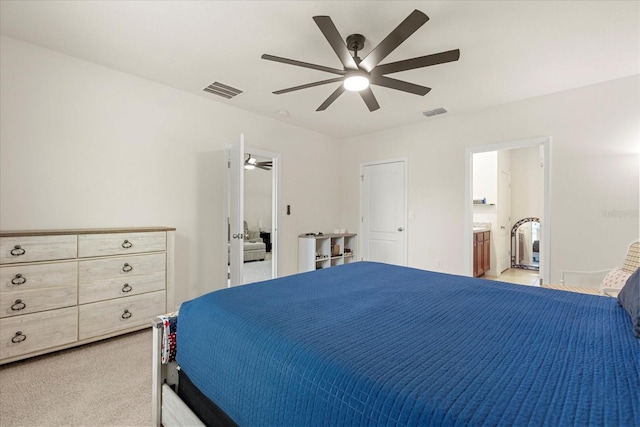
(397, 227), (404, 232)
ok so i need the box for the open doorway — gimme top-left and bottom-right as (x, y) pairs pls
(225, 137), (280, 287)
(465, 137), (551, 285)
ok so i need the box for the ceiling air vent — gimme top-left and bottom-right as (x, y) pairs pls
(422, 107), (448, 117)
(203, 82), (243, 99)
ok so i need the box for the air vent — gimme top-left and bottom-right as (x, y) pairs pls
(422, 107), (448, 117)
(203, 82), (243, 99)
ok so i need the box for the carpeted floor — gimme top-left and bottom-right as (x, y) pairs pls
(0, 329), (152, 426)
(243, 253), (272, 284)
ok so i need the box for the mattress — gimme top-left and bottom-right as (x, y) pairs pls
(177, 262), (640, 426)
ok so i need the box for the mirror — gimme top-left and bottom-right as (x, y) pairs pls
(511, 217), (540, 271)
(242, 152), (278, 285)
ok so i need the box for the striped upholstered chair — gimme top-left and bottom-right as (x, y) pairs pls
(561, 241), (640, 296)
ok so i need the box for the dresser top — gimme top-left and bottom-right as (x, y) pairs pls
(0, 226), (176, 237)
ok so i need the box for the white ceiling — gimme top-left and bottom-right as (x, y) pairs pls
(1, 1), (638, 139)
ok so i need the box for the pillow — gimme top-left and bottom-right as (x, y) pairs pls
(617, 267), (640, 338)
(601, 267), (631, 290)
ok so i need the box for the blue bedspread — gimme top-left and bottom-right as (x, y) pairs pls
(177, 262), (640, 426)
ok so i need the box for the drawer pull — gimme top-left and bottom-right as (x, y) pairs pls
(11, 331), (27, 344)
(122, 263), (133, 273)
(11, 299), (26, 311)
(10, 245), (26, 256)
(11, 274), (27, 285)
(122, 283), (133, 293)
(122, 240), (133, 249)
(121, 309), (132, 319)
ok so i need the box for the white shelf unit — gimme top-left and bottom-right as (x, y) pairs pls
(298, 233), (357, 273)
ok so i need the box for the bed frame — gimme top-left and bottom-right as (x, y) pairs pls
(151, 317), (204, 427)
(150, 261), (639, 426)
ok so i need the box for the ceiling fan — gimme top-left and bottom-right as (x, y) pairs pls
(245, 154), (272, 171)
(261, 9), (460, 112)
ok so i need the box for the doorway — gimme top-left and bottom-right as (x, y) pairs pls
(360, 159), (407, 266)
(225, 135), (280, 287)
(465, 137), (550, 285)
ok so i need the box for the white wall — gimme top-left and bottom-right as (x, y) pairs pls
(2, 37), (638, 295)
(0, 36), (343, 307)
(340, 76), (640, 283)
(472, 151), (497, 204)
(510, 146), (543, 223)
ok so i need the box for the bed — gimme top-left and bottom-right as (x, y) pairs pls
(152, 261), (640, 426)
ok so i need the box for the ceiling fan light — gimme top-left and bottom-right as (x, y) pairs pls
(247, 156), (257, 165)
(244, 164), (255, 170)
(344, 75), (369, 92)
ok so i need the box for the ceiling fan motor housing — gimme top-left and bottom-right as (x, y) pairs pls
(346, 34), (366, 53)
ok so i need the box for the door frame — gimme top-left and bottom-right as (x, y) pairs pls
(359, 157), (408, 266)
(223, 139), (280, 287)
(464, 136), (551, 284)
(497, 169), (511, 274)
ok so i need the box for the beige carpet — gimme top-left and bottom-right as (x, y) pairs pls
(0, 329), (152, 426)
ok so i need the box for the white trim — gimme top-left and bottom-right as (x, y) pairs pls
(464, 137), (551, 285)
(359, 157), (409, 266)
(223, 146), (230, 287)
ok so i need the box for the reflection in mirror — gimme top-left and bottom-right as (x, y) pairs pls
(511, 217), (540, 271)
(243, 153), (274, 285)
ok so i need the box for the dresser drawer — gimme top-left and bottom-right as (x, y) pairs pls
(0, 261), (77, 293)
(79, 253), (166, 283)
(79, 291), (166, 340)
(79, 270), (166, 304)
(78, 231), (166, 258)
(0, 307), (78, 360)
(0, 285), (77, 318)
(0, 235), (77, 265)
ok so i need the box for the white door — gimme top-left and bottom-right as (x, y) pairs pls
(361, 160), (407, 265)
(228, 134), (244, 286)
(498, 170), (511, 272)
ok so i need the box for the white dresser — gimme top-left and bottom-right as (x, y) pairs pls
(0, 227), (175, 364)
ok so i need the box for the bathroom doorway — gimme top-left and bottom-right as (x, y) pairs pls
(465, 137), (550, 285)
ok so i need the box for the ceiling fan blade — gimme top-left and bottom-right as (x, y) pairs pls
(261, 54), (345, 75)
(360, 87), (380, 112)
(313, 16), (358, 70)
(372, 49), (460, 76)
(359, 10), (429, 72)
(257, 165), (272, 170)
(316, 85), (346, 111)
(273, 77), (344, 94)
(370, 75), (431, 96)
